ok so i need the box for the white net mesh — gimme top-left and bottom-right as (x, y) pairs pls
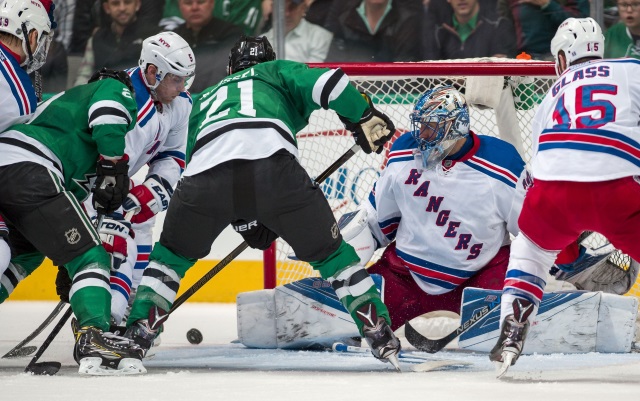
(268, 60), (639, 301)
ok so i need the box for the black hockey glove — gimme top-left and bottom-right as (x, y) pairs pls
(339, 93), (396, 154)
(92, 155), (130, 215)
(55, 265), (71, 303)
(232, 220), (278, 250)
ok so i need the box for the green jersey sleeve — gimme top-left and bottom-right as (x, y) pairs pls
(88, 79), (138, 158)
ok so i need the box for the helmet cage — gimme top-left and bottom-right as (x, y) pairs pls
(410, 86), (470, 169)
(0, 0), (53, 73)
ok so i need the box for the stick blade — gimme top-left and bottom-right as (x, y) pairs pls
(404, 321), (445, 353)
(3, 345), (37, 359)
(25, 361), (62, 376)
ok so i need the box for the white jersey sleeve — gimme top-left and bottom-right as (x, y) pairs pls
(531, 59), (640, 181)
(0, 47), (38, 132)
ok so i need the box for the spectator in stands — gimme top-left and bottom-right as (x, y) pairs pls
(172, 0), (244, 93)
(69, 0), (163, 56)
(497, 0), (589, 60)
(324, 0), (421, 62)
(604, 1), (640, 59)
(161, 0), (266, 34)
(422, 0), (516, 60)
(263, 0), (333, 62)
(73, 0), (160, 86)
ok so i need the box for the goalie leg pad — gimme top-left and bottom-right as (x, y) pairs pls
(337, 209), (377, 267)
(458, 288), (639, 354)
(236, 276), (384, 349)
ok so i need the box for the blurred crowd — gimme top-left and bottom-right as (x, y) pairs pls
(41, 0), (633, 94)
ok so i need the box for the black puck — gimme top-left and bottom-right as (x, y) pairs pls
(186, 328), (203, 344)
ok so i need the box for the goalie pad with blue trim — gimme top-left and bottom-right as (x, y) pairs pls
(458, 287), (638, 354)
(237, 275), (384, 349)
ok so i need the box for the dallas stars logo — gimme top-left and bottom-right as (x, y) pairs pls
(73, 173), (97, 200)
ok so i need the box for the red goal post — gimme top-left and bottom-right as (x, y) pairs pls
(261, 60), (640, 302)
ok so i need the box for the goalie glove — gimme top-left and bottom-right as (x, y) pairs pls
(92, 155), (130, 215)
(339, 93), (396, 154)
(98, 212), (134, 270)
(122, 174), (174, 224)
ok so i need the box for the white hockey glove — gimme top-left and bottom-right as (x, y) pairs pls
(339, 93), (396, 154)
(122, 174), (174, 224)
(98, 212), (134, 270)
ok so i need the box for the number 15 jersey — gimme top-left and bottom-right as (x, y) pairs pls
(532, 58), (640, 182)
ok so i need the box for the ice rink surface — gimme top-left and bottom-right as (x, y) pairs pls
(1, 301), (638, 401)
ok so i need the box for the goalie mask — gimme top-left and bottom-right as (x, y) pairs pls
(550, 17), (604, 76)
(139, 31), (196, 91)
(410, 86), (470, 170)
(227, 34), (276, 75)
(0, 0), (55, 73)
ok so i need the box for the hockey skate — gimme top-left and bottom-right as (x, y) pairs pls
(489, 299), (534, 378)
(355, 303), (401, 371)
(125, 306), (168, 357)
(72, 318), (145, 376)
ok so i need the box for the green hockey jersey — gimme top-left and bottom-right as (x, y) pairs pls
(0, 79), (137, 202)
(185, 60), (368, 176)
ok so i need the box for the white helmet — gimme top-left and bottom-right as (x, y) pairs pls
(139, 31), (196, 90)
(0, 0), (53, 73)
(550, 17), (604, 76)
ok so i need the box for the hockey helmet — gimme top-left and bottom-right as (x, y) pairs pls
(0, 0), (55, 73)
(139, 31), (196, 91)
(410, 85), (470, 170)
(227, 35), (276, 75)
(88, 67), (135, 95)
(551, 18), (604, 76)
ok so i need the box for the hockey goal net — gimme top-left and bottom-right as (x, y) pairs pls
(262, 60), (640, 301)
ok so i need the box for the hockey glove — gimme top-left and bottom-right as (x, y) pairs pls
(232, 219), (278, 250)
(55, 265), (71, 303)
(122, 175), (174, 224)
(339, 94), (396, 154)
(98, 212), (134, 270)
(92, 155), (130, 215)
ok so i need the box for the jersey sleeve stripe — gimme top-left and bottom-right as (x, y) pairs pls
(151, 150), (186, 170)
(465, 156), (519, 188)
(386, 150), (414, 166)
(312, 68), (349, 110)
(1, 58), (31, 115)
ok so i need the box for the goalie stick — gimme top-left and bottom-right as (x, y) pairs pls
(2, 301), (65, 359)
(404, 302), (499, 353)
(145, 145), (364, 325)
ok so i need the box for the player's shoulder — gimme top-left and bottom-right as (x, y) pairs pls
(0, 46), (37, 115)
(465, 134), (525, 187)
(385, 132), (418, 167)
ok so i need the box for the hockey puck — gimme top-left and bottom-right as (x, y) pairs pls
(186, 328), (203, 344)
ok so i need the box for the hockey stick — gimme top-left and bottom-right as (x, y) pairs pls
(404, 303), (499, 353)
(2, 301), (66, 359)
(157, 144), (363, 321)
(24, 305), (73, 375)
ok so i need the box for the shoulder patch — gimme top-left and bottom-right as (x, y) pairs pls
(463, 135), (525, 188)
(386, 132), (417, 167)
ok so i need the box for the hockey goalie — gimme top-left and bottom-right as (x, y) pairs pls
(236, 85), (639, 354)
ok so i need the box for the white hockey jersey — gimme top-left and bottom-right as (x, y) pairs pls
(125, 67), (191, 185)
(367, 132), (528, 295)
(0, 44), (37, 133)
(532, 58), (640, 182)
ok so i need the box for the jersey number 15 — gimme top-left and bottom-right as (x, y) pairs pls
(552, 84), (618, 129)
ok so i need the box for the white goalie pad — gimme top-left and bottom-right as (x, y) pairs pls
(458, 288), (638, 354)
(237, 277), (361, 349)
(336, 208), (377, 266)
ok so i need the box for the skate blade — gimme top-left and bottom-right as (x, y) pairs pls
(387, 354), (401, 372)
(495, 351), (516, 379)
(78, 357), (146, 376)
(144, 335), (162, 359)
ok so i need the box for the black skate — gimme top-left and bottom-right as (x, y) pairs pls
(72, 318), (145, 376)
(125, 306), (168, 357)
(489, 298), (534, 378)
(355, 303), (401, 371)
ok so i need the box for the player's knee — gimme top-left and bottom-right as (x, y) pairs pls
(149, 242), (196, 278)
(309, 240), (360, 280)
